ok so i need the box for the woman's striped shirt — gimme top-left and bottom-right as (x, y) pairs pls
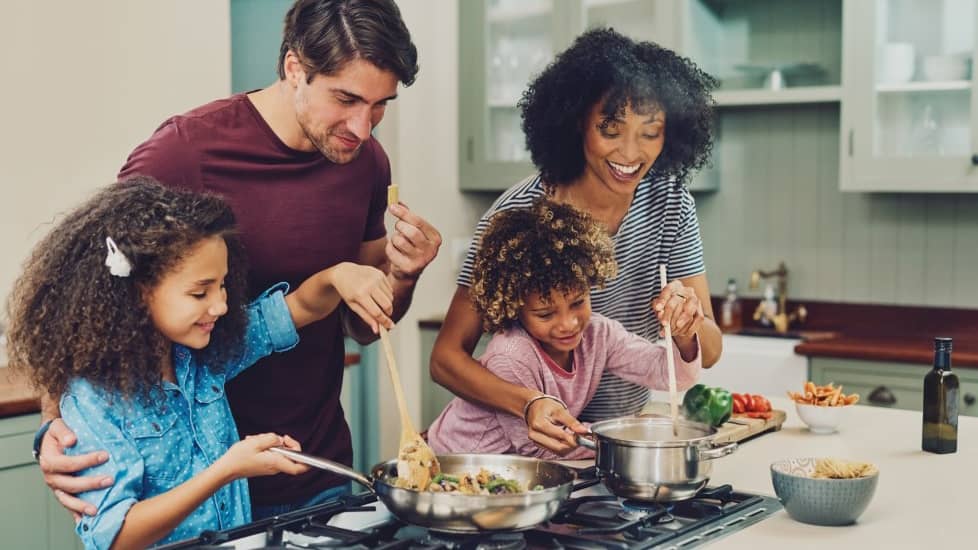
(457, 172), (706, 421)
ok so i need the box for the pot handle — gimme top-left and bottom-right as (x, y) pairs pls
(270, 447), (374, 491)
(698, 441), (738, 460)
(576, 432), (597, 450)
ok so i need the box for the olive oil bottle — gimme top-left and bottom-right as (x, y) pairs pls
(922, 337), (958, 454)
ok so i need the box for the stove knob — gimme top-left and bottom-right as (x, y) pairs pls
(964, 393), (976, 406)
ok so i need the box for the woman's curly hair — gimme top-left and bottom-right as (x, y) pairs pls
(520, 27), (717, 186)
(470, 199), (617, 333)
(6, 177), (250, 402)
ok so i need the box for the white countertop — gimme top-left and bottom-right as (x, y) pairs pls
(702, 396), (975, 548)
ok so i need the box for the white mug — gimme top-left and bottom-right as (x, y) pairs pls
(878, 42), (915, 84)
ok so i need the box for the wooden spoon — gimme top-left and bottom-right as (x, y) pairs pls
(378, 325), (440, 490)
(659, 265), (680, 437)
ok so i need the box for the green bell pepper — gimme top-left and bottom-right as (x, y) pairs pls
(681, 384), (733, 427)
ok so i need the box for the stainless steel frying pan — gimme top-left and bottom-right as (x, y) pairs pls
(271, 449), (577, 533)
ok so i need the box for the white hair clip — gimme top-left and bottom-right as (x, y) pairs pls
(105, 237), (132, 277)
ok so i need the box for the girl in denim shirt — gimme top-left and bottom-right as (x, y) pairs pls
(6, 177), (395, 549)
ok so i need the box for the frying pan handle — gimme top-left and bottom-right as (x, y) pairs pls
(699, 441), (738, 460)
(269, 447), (374, 491)
(576, 432), (597, 450)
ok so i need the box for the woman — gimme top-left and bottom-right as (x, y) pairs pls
(430, 28), (721, 455)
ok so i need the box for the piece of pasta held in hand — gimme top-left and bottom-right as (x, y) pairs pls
(923, 337), (958, 454)
(387, 184), (399, 206)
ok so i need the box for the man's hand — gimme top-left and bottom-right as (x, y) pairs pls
(525, 398), (589, 456)
(386, 203), (441, 282)
(39, 419), (112, 520)
(330, 262), (394, 333)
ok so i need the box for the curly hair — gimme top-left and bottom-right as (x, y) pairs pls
(470, 200), (617, 333)
(520, 27), (717, 186)
(6, 177), (250, 402)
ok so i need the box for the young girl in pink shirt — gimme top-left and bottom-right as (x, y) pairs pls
(427, 200), (701, 459)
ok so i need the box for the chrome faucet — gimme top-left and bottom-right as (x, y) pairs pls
(749, 261), (807, 333)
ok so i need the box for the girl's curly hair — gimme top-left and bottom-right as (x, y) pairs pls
(6, 177), (249, 402)
(470, 199), (617, 333)
(520, 27), (717, 186)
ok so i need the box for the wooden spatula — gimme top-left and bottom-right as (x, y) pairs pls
(378, 325), (440, 490)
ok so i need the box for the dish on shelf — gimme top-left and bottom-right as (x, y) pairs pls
(733, 62), (823, 90)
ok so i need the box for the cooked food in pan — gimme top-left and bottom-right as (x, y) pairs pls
(393, 467), (544, 494)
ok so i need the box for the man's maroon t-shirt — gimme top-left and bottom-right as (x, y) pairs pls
(119, 93), (388, 505)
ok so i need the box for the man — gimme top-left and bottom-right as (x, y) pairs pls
(36, 0), (440, 520)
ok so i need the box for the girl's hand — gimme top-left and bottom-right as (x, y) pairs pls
(331, 262), (395, 332)
(652, 280), (704, 343)
(525, 398), (589, 456)
(219, 433), (309, 480)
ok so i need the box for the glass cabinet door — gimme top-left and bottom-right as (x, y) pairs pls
(843, 0), (978, 191)
(459, 0), (560, 190)
(484, 0), (555, 164)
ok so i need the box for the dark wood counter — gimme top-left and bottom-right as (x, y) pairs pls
(0, 368), (41, 418)
(422, 299), (978, 368)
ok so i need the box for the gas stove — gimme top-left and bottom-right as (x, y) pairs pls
(157, 470), (781, 549)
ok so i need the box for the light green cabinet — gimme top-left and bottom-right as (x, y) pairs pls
(810, 357), (978, 416)
(419, 326), (491, 429)
(840, 0), (978, 192)
(0, 413), (82, 550)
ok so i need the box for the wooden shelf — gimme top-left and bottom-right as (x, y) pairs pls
(876, 80), (972, 93)
(714, 86), (843, 107)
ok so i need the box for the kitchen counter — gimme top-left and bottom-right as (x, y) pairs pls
(0, 367), (41, 417)
(704, 396), (974, 548)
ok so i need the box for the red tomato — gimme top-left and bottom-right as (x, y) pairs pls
(732, 393), (748, 414)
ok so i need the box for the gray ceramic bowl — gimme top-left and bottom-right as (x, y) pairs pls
(770, 458), (879, 526)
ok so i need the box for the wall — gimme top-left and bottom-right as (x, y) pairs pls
(696, 104), (978, 308)
(0, 1), (231, 307)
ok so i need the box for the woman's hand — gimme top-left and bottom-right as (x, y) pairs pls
(219, 433), (310, 481)
(525, 397), (589, 456)
(330, 262), (395, 332)
(652, 280), (705, 343)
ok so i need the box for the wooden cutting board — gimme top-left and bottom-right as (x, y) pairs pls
(712, 409), (787, 444)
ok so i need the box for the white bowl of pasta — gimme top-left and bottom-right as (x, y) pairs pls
(770, 457), (879, 526)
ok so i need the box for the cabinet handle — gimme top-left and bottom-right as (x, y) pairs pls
(972, 154), (978, 166)
(868, 385), (896, 405)
(965, 393), (976, 406)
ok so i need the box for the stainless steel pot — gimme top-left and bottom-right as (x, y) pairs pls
(270, 449), (576, 533)
(578, 416), (737, 501)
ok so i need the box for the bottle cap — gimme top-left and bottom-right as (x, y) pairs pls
(934, 337), (953, 353)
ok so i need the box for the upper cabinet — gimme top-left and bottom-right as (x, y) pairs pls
(840, 0), (978, 192)
(458, 0), (675, 191)
(676, 0), (842, 107)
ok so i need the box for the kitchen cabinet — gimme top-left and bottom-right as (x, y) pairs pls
(0, 413), (82, 550)
(810, 357), (978, 416)
(840, 0), (978, 192)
